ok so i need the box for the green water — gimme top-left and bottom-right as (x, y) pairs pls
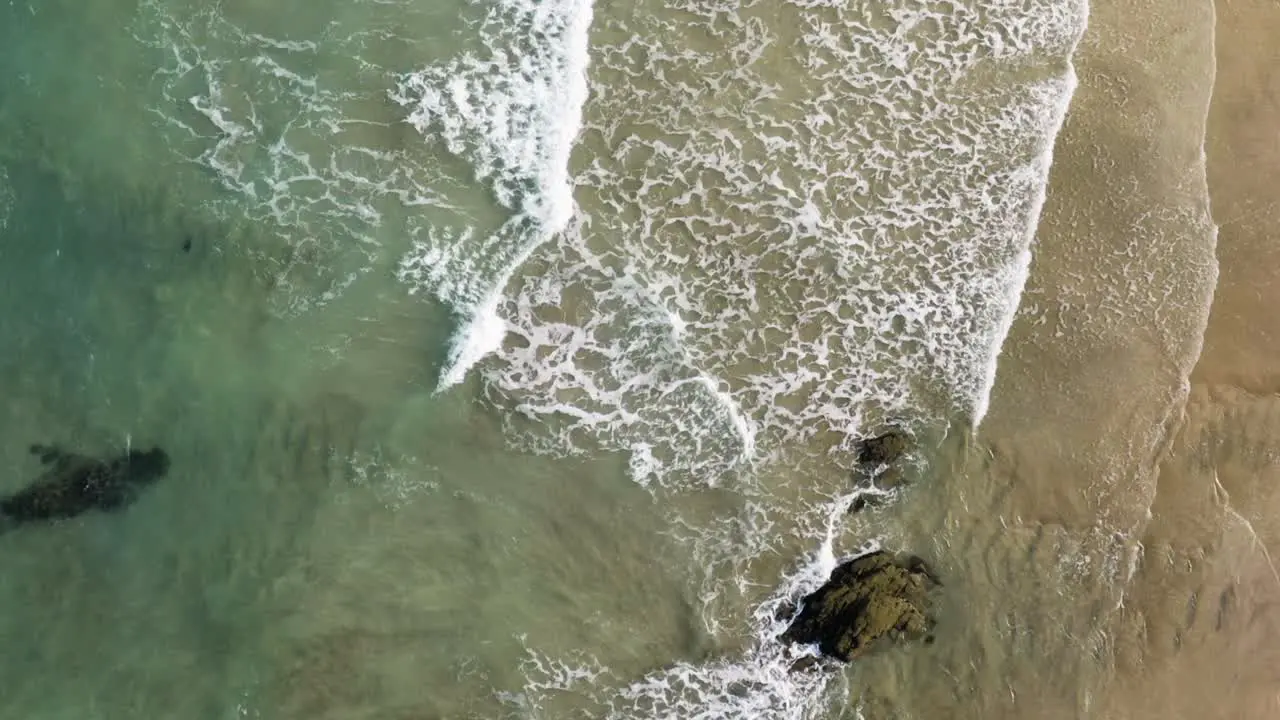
(0, 4), (706, 719)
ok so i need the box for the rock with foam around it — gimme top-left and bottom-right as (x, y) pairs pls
(780, 550), (938, 663)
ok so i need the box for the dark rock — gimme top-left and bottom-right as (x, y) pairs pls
(856, 430), (911, 466)
(851, 429), (914, 496)
(774, 599), (798, 622)
(780, 550), (938, 662)
(906, 555), (943, 586)
(873, 467), (907, 489)
(848, 493), (887, 515)
(0, 444), (170, 531)
(787, 655), (823, 674)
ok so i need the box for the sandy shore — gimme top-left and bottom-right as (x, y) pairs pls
(1101, 0), (1280, 715)
(862, 0), (1280, 712)
(966, 0), (1280, 714)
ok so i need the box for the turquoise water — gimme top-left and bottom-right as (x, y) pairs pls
(0, 0), (1090, 717)
(0, 152), (702, 718)
(0, 4), (690, 717)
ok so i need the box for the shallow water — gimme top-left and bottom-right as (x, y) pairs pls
(0, 0), (1257, 717)
(0, 153), (703, 719)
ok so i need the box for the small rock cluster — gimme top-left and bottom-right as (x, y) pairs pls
(848, 428), (913, 513)
(778, 428), (940, 666)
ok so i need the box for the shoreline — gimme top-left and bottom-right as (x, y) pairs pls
(874, 0), (1223, 712)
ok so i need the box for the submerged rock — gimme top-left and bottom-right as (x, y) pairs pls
(871, 466), (907, 489)
(856, 429), (911, 467)
(847, 492), (892, 515)
(780, 550), (937, 662)
(848, 495), (876, 514)
(1, 444), (170, 531)
(787, 655), (824, 674)
(850, 428), (914, 505)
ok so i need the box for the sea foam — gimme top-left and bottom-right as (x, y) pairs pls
(486, 0), (1090, 714)
(131, 0), (1092, 714)
(393, 0), (593, 389)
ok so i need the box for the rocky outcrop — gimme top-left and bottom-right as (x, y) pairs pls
(780, 550), (938, 662)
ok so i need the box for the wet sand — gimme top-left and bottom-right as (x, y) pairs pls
(844, 0), (1254, 714)
(1102, 0), (1280, 714)
(904, 0), (1280, 714)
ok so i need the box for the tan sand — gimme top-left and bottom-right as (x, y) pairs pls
(857, 0), (1235, 714)
(1101, 0), (1280, 715)
(934, 0), (1280, 714)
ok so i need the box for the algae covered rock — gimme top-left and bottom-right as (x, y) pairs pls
(780, 550), (937, 662)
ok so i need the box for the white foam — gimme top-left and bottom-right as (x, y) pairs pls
(0, 164), (12, 232)
(488, 0), (1092, 713)
(509, 514), (886, 720)
(135, 2), (433, 314)
(138, 1), (599, 321)
(972, 62), (1083, 429)
(439, 291), (508, 390)
(503, 641), (611, 716)
(392, 0), (594, 387)
(1176, 0), (1220, 383)
(490, 49), (1090, 478)
(132, 0), (1098, 715)
(693, 375), (758, 465)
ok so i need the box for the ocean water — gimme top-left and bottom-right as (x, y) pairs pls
(0, 0), (1213, 717)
